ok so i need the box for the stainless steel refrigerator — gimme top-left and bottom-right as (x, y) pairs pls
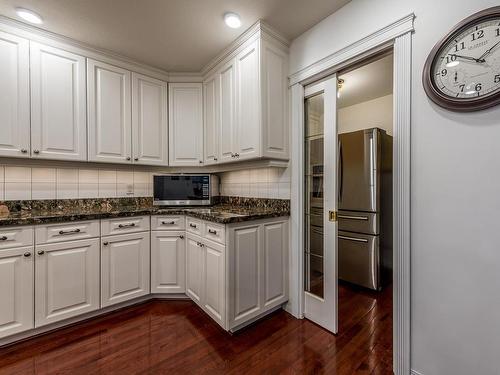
(338, 128), (393, 290)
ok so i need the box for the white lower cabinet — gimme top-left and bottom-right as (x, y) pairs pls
(151, 231), (185, 294)
(186, 234), (204, 305)
(0, 246), (34, 338)
(35, 238), (100, 327)
(101, 231), (150, 307)
(203, 239), (225, 326)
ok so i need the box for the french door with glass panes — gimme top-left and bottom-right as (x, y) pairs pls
(303, 75), (338, 333)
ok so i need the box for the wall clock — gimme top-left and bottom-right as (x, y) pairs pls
(423, 6), (500, 112)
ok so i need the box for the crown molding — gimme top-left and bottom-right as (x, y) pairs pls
(168, 72), (203, 83)
(0, 15), (170, 81)
(289, 13), (415, 86)
(201, 20), (289, 77)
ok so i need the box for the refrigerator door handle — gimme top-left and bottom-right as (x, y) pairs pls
(338, 235), (369, 243)
(338, 214), (369, 221)
(338, 140), (343, 203)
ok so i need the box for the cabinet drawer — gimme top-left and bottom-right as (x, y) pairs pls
(151, 215), (185, 231)
(35, 221), (100, 244)
(0, 226), (33, 250)
(101, 216), (150, 236)
(186, 217), (203, 236)
(204, 222), (225, 245)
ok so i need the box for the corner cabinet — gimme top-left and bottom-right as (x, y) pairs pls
(168, 83), (203, 166)
(0, 31), (30, 158)
(203, 31), (289, 165)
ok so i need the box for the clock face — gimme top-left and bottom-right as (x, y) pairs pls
(432, 17), (500, 101)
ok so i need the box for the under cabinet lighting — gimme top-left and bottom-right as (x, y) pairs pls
(224, 12), (241, 28)
(16, 8), (43, 24)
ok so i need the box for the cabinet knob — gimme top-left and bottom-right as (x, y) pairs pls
(199, 160), (203, 164)
(37, 250), (45, 255)
(214, 157), (218, 161)
(189, 223), (197, 229)
(230, 153), (235, 158)
(33, 149), (40, 154)
(126, 156), (131, 161)
(21, 148), (28, 154)
(103, 241), (109, 246)
(0, 236), (7, 241)
(23, 252), (31, 257)
(179, 235), (184, 239)
(234, 153), (240, 157)
(134, 157), (139, 161)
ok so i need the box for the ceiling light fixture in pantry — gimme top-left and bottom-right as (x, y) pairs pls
(224, 12), (241, 28)
(16, 8), (43, 24)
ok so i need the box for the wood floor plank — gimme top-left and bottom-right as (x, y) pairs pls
(0, 284), (392, 374)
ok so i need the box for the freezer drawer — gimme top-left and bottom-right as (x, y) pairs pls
(338, 210), (379, 235)
(338, 231), (379, 290)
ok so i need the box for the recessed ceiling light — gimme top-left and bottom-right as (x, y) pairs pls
(15, 8), (43, 24)
(224, 12), (241, 29)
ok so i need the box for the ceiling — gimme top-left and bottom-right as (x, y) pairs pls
(338, 53), (393, 108)
(0, 0), (350, 72)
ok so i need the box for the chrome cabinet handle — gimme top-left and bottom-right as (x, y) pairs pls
(24, 252), (31, 257)
(338, 235), (368, 243)
(214, 157), (218, 161)
(0, 236), (7, 241)
(59, 228), (81, 235)
(33, 149), (40, 154)
(234, 153), (239, 157)
(21, 148), (28, 153)
(162, 221), (175, 225)
(199, 160), (203, 164)
(179, 235), (184, 239)
(230, 153), (235, 158)
(338, 215), (369, 221)
(197, 242), (204, 247)
(118, 223), (136, 228)
(103, 241), (109, 246)
(126, 156), (131, 161)
(37, 250), (45, 255)
(189, 223), (197, 228)
(208, 229), (217, 235)
(134, 157), (139, 161)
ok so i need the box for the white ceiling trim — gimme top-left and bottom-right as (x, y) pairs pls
(288, 13), (415, 86)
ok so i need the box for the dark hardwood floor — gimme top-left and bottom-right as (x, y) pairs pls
(0, 283), (392, 375)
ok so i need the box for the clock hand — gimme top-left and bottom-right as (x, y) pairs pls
(477, 40), (500, 61)
(450, 54), (485, 63)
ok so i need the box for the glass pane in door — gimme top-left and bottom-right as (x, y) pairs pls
(304, 93), (324, 298)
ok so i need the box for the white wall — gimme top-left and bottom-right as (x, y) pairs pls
(338, 94), (393, 135)
(290, 1), (500, 374)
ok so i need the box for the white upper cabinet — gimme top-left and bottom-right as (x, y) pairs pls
(132, 73), (168, 166)
(0, 31), (30, 158)
(203, 74), (219, 165)
(30, 42), (87, 161)
(87, 59), (132, 164)
(168, 83), (203, 166)
(202, 25), (289, 164)
(219, 60), (237, 163)
(235, 40), (261, 161)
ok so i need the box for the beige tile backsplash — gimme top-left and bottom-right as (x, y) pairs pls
(219, 167), (291, 199)
(0, 164), (291, 201)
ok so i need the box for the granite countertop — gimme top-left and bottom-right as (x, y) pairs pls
(0, 201), (290, 227)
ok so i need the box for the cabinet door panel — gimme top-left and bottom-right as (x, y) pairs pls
(35, 239), (99, 327)
(0, 246), (33, 338)
(203, 74), (219, 165)
(235, 42), (260, 160)
(168, 83), (203, 166)
(132, 73), (168, 166)
(186, 234), (204, 304)
(151, 231), (185, 294)
(0, 31), (30, 158)
(101, 232), (150, 307)
(87, 59), (131, 163)
(30, 42), (87, 161)
(263, 221), (288, 306)
(204, 241), (225, 326)
(219, 61), (236, 162)
(231, 225), (261, 323)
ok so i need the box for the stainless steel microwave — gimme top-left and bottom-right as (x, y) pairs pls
(153, 174), (216, 206)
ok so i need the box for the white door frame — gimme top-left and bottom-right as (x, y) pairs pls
(287, 13), (414, 375)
